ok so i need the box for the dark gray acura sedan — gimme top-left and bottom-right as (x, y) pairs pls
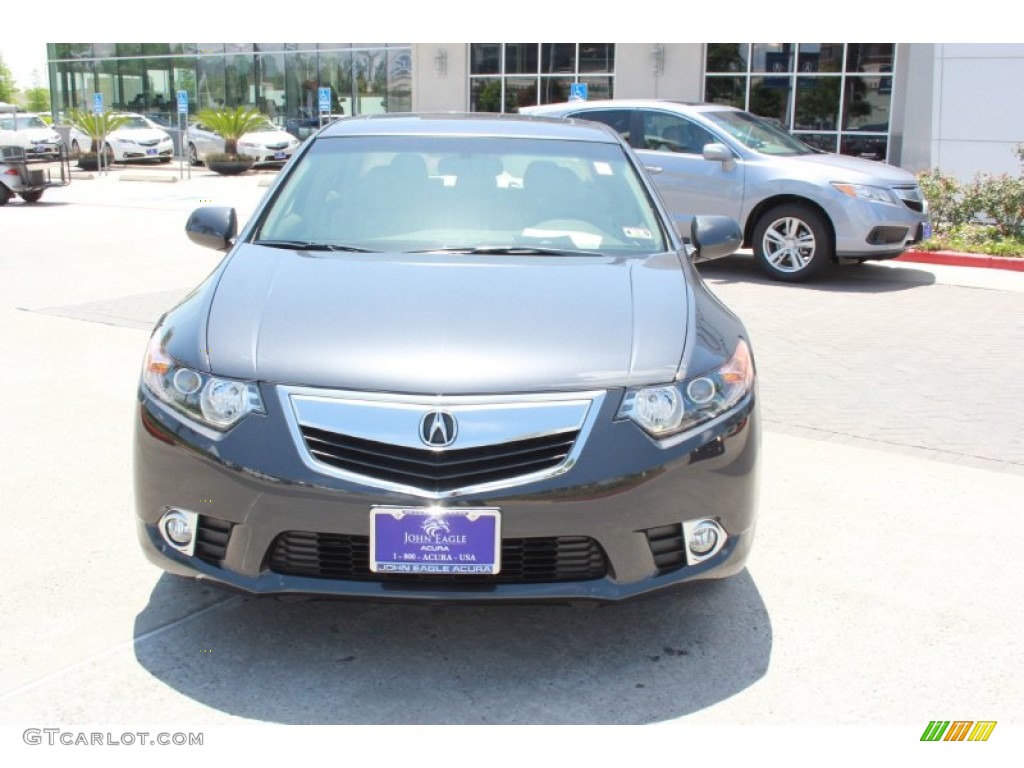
(134, 113), (760, 602)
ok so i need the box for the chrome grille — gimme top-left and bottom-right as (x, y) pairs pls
(301, 425), (578, 493)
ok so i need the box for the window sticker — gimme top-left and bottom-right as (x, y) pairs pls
(592, 161), (613, 176)
(623, 227), (653, 240)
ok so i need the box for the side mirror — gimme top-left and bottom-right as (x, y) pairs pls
(690, 215), (742, 263)
(703, 143), (735, 170)
(186, 206), (237, 251)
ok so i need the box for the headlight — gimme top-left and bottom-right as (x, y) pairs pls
(831, 183), (899, 205)
(142, 331), (263, 430)
(618, 339), (754, 439)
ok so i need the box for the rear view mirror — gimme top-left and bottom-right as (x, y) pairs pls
(690, 215), (742, 263)
(185, 206), (237, 251)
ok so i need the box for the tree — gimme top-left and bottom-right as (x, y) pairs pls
(23, 69), (49, 113)
(197, 106), (267, 156)
(0, 54), (16, 102)
(69, 109), (131, 154)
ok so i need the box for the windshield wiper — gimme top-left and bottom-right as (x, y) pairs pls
(407, 246), (594, 257)
(253, 239), (376, 253)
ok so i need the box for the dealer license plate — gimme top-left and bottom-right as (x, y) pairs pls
(370, 507), (501, 575)
(273, 152), (286, 160)
(146, 148), (157, 156)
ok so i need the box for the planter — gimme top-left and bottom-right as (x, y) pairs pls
(77, 154), (101, 171)
(205, 154), (256, 176)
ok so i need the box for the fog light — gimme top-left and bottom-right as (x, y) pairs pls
(682, 518), (726, 564)
(159, 509), (198, 555)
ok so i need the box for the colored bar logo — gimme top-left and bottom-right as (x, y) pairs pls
(921, 720), (997, 741)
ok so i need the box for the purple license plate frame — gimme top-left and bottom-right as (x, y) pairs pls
(370, 507), (501, 575)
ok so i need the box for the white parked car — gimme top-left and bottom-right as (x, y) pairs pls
(69, 113), (174, 163)
(186, 117), (300, 166)
(0, 111), (64, 161)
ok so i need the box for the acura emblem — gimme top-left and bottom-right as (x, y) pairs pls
(420, 410), (457, 447)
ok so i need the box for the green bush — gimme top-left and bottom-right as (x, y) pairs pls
(916, 143), (1024, 256)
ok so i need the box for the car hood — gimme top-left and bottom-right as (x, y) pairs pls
(4, 127), (61, 145)
(205, 244), (688, 394)
(240, 129), (295, 146)
(108, 127), (169, 142)
(781, 151), (919, 185)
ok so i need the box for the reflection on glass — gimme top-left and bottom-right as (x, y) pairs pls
(470, 78), (503, 113)
(795, 133), (837, 153)
(843, 76), (890, 131)
(748, 76), (792, 126)
(471, 43), (500, 75)
(841, 133), (888, 161)
(705, 76), (745, 108)
(504, 77), (537, 113)
(579, 44), (615, 73)
(505, 44), (539, 75)
(846, 44), (894, 73)
(386, 48), (412, 113)
(579, 76), (613, 101)
(539, 76), (572, 104)
(542, 44), (576, 73)
(797, 43), (843, 73)
(706, 44), (749, 73)
(794, 76), (840, 130)
(752, 44), (794, 73)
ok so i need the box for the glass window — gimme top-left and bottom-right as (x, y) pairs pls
(704, 76), (746, 108)
(579, 44), (614, 73)
(255, 135), (667, 256)
(504, 77), (537, 113)
(843, 76), (891, 131)
(505, 44), (539, 75)
(798, 133), (838, 153)
(470, 79), (503, 113)
(845, 44), (894, 73)
(706, 44), (749, 73)
(539, 76), (572, 105)
(841, 133), (887, 161)
(471, 44), (500, 75)
(751, 44), (794, 73)
(567, 108), (632, 141)
(748, 76), (792, 126)
(794, 76), (841, 131)
(797, 43), (843, 73)
(541, 44), (576, 74)
(579, 76), (614, 101)
(639, 111), (716, 154)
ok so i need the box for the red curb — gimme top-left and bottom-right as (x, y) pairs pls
(895, 249), (1024, 272)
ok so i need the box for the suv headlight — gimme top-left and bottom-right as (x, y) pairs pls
(142, 332), (264, 430)
(618, 339), (754, 439)
(831, 183), (899, 205)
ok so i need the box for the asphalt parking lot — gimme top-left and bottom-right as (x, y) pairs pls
(1, 166), (1022, 727)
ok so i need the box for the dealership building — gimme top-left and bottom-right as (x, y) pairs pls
(45, 43), (1024, 179)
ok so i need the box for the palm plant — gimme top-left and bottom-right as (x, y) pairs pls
(197, 106), (268, 158)
(69, 109), (131, 155)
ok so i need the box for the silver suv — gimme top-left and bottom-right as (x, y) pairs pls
(522, 100), (930, 281)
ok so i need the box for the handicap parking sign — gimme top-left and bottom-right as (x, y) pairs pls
(318, 87), (332, 114)
(177, 90), (189, 114)
(569, 82), (588, 102)
(93, 93), (103, 114)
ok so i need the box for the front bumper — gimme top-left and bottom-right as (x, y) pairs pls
(115, 141), (174, 161)
(239, 146), (296, 165)
(134, 385), (760, 603)
(829, 195), (930, 259)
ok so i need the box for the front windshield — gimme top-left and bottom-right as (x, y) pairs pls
(1, 115), (47, 130)
(703, 110), (815, 156)
(255, 135), (668, 256)
(252, 119), (278, 132)
(121, 116), (154, 129)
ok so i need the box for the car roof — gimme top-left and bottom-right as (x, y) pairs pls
(318, 112), (622, 143)
(522, 99), (742, 116)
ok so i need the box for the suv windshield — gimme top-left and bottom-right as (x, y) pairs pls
(703, 110), (815, 156)
(255, 135), (667, 255)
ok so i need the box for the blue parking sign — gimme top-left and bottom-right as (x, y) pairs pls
(177, 90), (189, 114)
(318, 86), (331, 114)
(569, 82), (588, 102)
(93, 93), (103, 114)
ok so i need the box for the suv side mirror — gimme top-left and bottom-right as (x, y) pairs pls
(703, 143), (735, 170)
(186, 206), (237, 251)
(690, 215), (742, 263)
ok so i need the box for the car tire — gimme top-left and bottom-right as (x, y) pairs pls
(188, 143), (200, 166)
(0, 185), (11, 206)
(753, 204), (832, 282)
(158, 156), (172, 164)
(20, 190), (43, 203)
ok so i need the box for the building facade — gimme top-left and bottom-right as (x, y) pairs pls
(46, 43), (1024, 180)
